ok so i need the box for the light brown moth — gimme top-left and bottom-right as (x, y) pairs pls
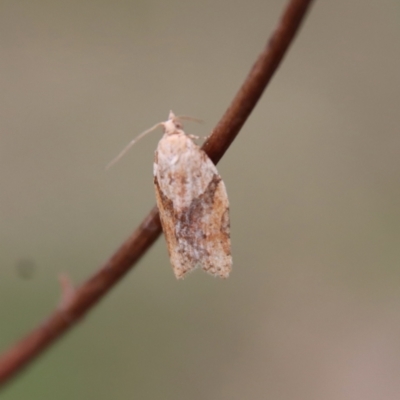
(154, 112), (231, 279)
(108, 111), (232, 279)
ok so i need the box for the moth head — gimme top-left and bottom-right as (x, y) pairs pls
(167, 111), (203, 133)
(164, 111), (183, 134)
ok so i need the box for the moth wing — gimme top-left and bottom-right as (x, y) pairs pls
(195, 173), (231, 278)
(155, 133), (232, 279)
(154, 176), (196, 278)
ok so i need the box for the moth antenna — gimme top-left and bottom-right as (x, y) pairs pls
(106, 122), (163, 170)
(176, 115), (203, 124)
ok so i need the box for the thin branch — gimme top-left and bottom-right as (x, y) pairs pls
(0, 0), (314, 388)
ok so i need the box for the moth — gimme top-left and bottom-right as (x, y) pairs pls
(108, 111), (232, 279)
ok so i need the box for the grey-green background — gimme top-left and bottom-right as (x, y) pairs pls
(1, 1), (399, 399)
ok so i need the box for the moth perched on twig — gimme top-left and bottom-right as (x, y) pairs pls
(108, 112), (232, 279)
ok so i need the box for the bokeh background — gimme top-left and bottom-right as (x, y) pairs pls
(1, 1), (399, 398)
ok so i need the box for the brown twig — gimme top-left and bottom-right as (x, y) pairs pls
(0, 0), (314, 387)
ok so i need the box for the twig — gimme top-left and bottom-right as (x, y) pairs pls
(0, 0), (314, 387)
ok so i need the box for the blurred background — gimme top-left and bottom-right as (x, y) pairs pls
(1, 0), (399, 398)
